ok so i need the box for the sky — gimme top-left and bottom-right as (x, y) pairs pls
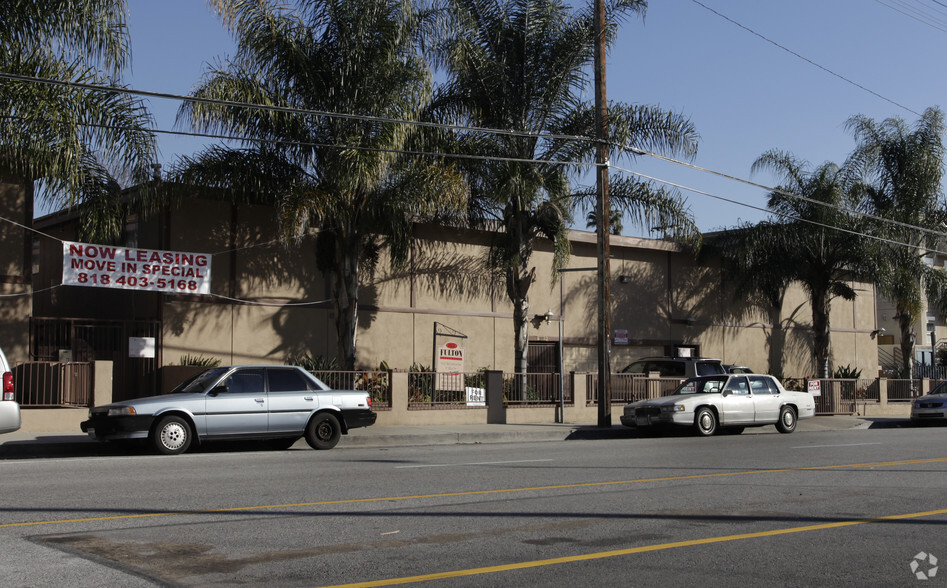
(121, 0), (947, 235)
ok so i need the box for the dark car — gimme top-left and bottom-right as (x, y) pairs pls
(621, 357), (726, 378)
(81, 365), (377, 454)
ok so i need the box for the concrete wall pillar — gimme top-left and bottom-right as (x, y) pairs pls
(486, 370), (505, 424)
(93, 360), (112, 406)
(389, 370), (409, 421)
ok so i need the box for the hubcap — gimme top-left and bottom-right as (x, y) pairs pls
(699, 412), (713, 431)
(161, 423), (187, 450)
(783, 411), (795, 427)
(317, 422), (332, 440)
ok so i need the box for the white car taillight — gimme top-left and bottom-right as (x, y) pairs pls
(2, 372), (13, 402)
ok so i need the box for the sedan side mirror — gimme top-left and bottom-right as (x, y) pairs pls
(208, 385), (227, 397)
(721, 389), (731, 397)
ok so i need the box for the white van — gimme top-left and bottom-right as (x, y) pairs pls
(0, 347), (21, 433)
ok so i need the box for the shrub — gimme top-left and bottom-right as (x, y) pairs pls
(178, 354), (220, 367)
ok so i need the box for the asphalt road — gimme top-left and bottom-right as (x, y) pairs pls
(1, 425), (945, 587)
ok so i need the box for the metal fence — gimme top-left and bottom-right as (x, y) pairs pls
(587, 373), (681, 405)
(886, 379), (922, 401)
(407, 371), (488, 409)
(13, 362), (91, 407)
(311, 370), (391, 410)
(503, 372), (562, 406)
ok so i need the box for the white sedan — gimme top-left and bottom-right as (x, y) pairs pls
(620, 374), (815, 436)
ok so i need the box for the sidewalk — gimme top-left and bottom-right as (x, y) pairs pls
(0, 415), (908, 459)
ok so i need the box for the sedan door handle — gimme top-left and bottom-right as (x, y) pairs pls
(254, 398), (265, 403)
(303, 396), (314, 401)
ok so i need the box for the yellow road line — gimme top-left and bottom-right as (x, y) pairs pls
(321, 507), (947, 588)
(2, 457), (945, 529)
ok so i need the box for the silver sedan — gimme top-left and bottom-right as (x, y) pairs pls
(81, 365), (377, 454)
(911, 383), (947, 424)
(620, 374), (815, 436)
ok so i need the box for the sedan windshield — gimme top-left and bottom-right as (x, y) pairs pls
(172, 368), (228, 394)
(675, 376), (728, 395)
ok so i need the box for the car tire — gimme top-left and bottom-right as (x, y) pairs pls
(694, 407), (718, 436)
(305, 413), (341, 450)
(151, 415), (192, 455)
(776, 406), (797, 433)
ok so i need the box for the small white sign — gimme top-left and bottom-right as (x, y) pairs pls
(129, 337), (156, 358)
(613, 329), (628, 345)
(808, 380), (822, 397)
(465, 386), (485, 406)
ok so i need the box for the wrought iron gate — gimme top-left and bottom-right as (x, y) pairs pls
(30, 318), (161, 402)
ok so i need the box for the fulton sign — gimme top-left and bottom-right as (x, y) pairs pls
(62, 241), (212, 295)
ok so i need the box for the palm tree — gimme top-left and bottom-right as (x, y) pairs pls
(702, 222), (797, 378)
(586, 207), (623, 235)
(0, 0), (156, 240)
(745, 150), (876, 378)
(845, 107), (947, 378)
(175, 0), (467, 370)
(428, 0), (699, 377)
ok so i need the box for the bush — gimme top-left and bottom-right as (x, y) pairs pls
(833, 364), (862, 379)
(287, 354), (337, 371)
(178, 354), (220, 367)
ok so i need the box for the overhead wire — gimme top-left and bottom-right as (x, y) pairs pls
(874, 0), (947, 32)
(689, 0), (922, 117)
(1, 48), (945, 261)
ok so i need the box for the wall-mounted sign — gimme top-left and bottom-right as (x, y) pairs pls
(613, 329), (628, 345)
(63, 241), (212, 294)
(129, 337), (156, 359)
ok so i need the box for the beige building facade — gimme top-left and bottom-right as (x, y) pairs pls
(1, 184), (881, 405)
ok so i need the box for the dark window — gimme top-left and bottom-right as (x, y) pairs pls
(697, 361), (725, 375)
(268, 368), (313, 392)
(653, 362), (685, 377)
(224, 369), (265, 394)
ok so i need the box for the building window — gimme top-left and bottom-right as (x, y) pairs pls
(32, 239), (40, 274)
(124, 213), (139, 249)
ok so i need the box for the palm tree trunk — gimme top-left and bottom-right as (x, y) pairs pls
(765, 305), (786, 378)
(898, 311), (916, 379)
(507, 265), (534, 401)
(811, 288), (831, 378)
(333, 234), (360, 372)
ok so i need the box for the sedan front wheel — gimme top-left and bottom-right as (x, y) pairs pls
(694, 407), (718, 436)
(151, 415), (192, 455)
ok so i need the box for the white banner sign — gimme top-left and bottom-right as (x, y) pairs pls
(63, 241), (212, 294)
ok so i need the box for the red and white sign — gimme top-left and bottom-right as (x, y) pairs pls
(435, 341), (465, 392)
(807, 380), (822, 397)
(62, 241), (212, 295)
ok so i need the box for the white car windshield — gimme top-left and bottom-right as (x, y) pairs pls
(173, 368), (228, 393)
(676, 376), (728, 395)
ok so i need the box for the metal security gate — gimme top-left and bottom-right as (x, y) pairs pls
(30, 318), (161, 402)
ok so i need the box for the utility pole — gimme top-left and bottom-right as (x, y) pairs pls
(593, 0), (612, 427)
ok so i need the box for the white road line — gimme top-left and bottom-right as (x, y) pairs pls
(395, 459), (554, 469)
(793, 442), (883, 449)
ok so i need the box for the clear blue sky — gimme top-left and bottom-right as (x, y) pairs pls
(124, 0), (947, 235)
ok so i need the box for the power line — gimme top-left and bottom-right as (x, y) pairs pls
(690, 0), (922, 117)
(608, 161), (947, 257)
(875, 0), (947, 32)
(4, 73), (945, 251)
